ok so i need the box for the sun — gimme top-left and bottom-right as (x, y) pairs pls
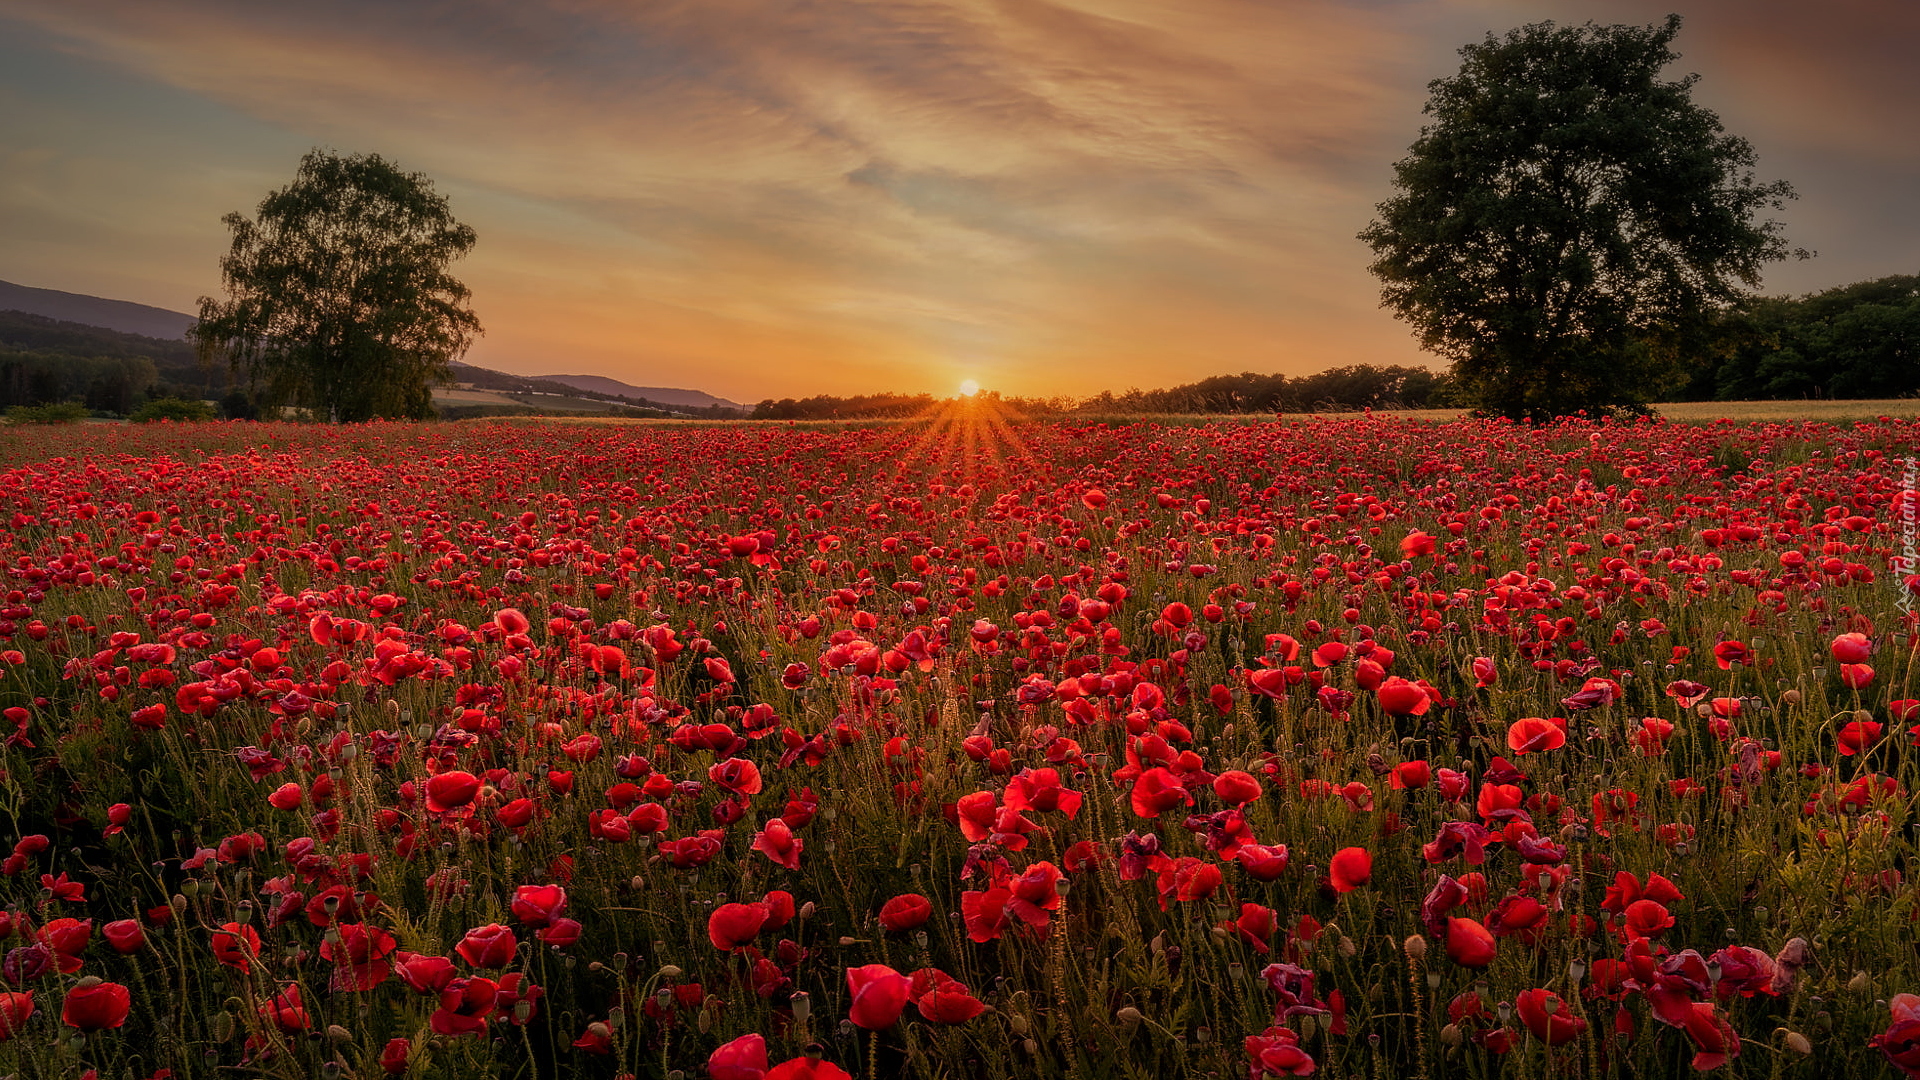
(958, 379), (981, 397)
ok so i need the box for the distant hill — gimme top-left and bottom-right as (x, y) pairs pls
(532, 373), (746, 412)
(0, 279), (196, 340)
(0, 279), (748, 415)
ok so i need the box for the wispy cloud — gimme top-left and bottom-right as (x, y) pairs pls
(0, 0), (1912, 399)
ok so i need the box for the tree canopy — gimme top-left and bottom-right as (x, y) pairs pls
(1359, 15), (1797, 422)
(1676, 274), (1920, 401)
(191, 149), (481, 422)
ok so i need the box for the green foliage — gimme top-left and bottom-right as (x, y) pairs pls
(1359, 15), (1797, 422)
(217, 388), (260, 420)
(5, 400), (89, 424)
(191, 148), (482, 423)
(1704, 275), (1920, 401)
(128, 396), (217, 423)
(0, 346), (158, 413)
(753, 392), (941, 419)
(0, 309), (225, 403)
(1074, 365), (1449, 415)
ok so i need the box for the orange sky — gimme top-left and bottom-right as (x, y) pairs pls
(1, 0), (1915, 404)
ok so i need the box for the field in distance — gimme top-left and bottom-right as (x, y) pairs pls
(496, 398), (1920, 425)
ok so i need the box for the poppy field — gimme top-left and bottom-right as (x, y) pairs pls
(3, 411), (1920, 1079)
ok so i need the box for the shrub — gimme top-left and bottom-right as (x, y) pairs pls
(5, 400), (90, 424)
(129, 396), (218, 423)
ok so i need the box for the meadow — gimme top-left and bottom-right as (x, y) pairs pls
(1, 409), (1919, 1079)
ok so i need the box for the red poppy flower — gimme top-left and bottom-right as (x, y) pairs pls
(1445, 918), (1497, 968)
(36, 918), (91, 973)
(765, 1057), (854, 1080)
(321, 923), (398, 991)
(1476, 783), (1524, 824)
(1375, 676), (1431, 717)
(210, 921), (261, 970)
(433, 976), (497, 1036)
(1232, 903), (1277, 952)
(1130, 767), (1194, 818)
(961, 887), (1011, 942)
(395, 953), (457, 994)
(1389, 760), (1430, 790)
(1213, 770), (1264, 805)
(708, 902), (769, 952)
(846, 964), (912, 1029)
(96, 919), (143, 956)
(1832, 632), (1873, 663)
(424, 771), (482, 813)
(260, 982), (310, 1032)
(1157, 856), (1224, 908)
(1620, 899), (1674, 940)
(1875, 994), (1920, 1078)
(1246, 667), (1289, 700)
(1312, 641), (1348, 667)
(1328, 847), (1372, 893)
(62, 980), (130, 1031)
(709, 756), (762, 796)
(455, 924), (517, 969)
(879, 894), (934, 933)
(1246, 1024), (1316, 1076)
(710, 1033), (769, 1080)
(1235, 843), (1291, 881)
(912, 970), (988, 1024)
(752, 819), (804, 869)
(1515, 988), (1586, 1046)
(510, 884), (568, 928)
(1712, 640), (1753, 669)
(0, 992), (33, 1041)
(1506, 716), (1567, 754)
(1839, 720), (1884, 756)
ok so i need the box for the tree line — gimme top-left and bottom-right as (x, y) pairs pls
(0, 310), (232, 415)
(1681, 275), (1920, 401)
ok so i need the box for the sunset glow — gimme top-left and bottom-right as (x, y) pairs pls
(958, 379), (981, 398)
(0, 0), (1913, 405)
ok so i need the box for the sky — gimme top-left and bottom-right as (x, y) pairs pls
(1, 0), (1914, 404)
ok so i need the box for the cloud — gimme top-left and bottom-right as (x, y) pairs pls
(1, 0), (1913, 398)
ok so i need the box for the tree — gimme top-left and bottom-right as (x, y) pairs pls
(191, 149), (481, 422)
(1358, 15), (1797, 422)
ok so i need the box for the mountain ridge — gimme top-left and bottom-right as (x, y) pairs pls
(0, 279), (198, 340)
(0, 278), (745, 410)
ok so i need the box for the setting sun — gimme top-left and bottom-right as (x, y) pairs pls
(958, 378), (981, 397)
